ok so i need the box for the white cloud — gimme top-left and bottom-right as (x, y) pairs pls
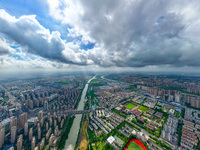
(0, 9), (93, 67)
(46, 0), (200, 68)
(1, 0), (200, 70)
(0, 38), (15, 55)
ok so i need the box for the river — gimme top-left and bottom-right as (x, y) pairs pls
(64, 76), (96, 150)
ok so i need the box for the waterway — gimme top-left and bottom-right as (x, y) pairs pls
(64, 76), (96, 150)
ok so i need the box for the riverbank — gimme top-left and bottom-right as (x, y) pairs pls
(79, 117), (88, 150)
(64, 76), (96, 150)
(57, 115), (75, 150)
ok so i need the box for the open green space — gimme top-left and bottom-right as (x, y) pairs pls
(138, 106), (148, 112)
(91, 83), (105, 86)
(91, 79), (99, 83)
(127, 141), (143, 150)
(126, 103), (135, 109)
(90, 90), (98, 99)
(175, 111), (181, 118)
(114, 135), (124, 145)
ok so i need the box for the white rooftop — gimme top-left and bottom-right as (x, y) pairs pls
(115, 107), (122, 111)
(131, 130), (136, 135)
(107, 136), (115, 144)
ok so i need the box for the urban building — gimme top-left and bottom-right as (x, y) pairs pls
(11, 126), (17, 143)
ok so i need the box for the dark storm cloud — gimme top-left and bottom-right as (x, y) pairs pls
(76, 0), (194, 67)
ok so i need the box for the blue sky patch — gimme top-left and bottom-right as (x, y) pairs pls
(80, 42), (95, 50)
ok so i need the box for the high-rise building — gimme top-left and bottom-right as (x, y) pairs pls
(34, 99), (39, 107)
(60, 119), (64, 128)
(9, 111), (13, 117)
(29, 128), (33, 141)
(58, 116), (61, 123)
(64, 114), (66, 119)
(175, 93), (182, 103)
(24, 122), (28, 136)
(46, 122), (49, 131)
(34, 146), (39, 150)
(41, 118), (44, 127)
(19, 113), (27, 129)
(17, 134), (23, 150)
(37, 123), (40, 129)
(11, 126), (17, 143)
(54, 119), (57, 127)
(10, 118), (17, 131)
(49, 134), (55, 146)
(34, 120), (37, 126)
(38, 110), (43, 122)
(47, 112), (50, 121)
(26, 99), (33, 109)
(0, 125), (5, 149)
(53, 112), (56, 119)
(29, 100), (34, 109)
(44, 101), (48, 110)
(38, 127), (41, 140)
(31, 136), (35, 150)
(54, 126), (59, 136)
(40, 138), (45, 150)
(49, 118), (52, 127)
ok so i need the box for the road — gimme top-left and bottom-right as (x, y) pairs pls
(0, 85), (21, 107)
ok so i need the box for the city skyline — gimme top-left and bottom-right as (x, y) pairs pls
(0, 0), (200, 72)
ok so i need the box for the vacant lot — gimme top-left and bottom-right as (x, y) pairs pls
(79, 119), (88, 150)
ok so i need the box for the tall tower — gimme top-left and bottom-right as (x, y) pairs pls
(10, 118), (17, 131)
(38, 110), (43, 122)
(31, 136), (35, 150)
(18, 113), (27, 129)
(11, 126), (17, 143)
(38, 127), (41, 140)
(29, 128), (33, 141)
(44, 101), (48, 110)
(24, 122), (28, 136)
(17, 134), (23, 150)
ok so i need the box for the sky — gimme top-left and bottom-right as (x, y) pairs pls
(0, 0), (200, 72)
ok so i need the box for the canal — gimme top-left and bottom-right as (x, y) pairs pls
(64, 76), (96, 150)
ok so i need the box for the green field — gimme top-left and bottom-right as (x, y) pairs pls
(91, 79), (99, 83)
(175, 111), (181, 118)
(127, 141), (143, 150)
(90, 91), (98, 99)
(114, 135), (124, 144)
(126, 104), (135, 109)
(138, 106), (148, 112)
